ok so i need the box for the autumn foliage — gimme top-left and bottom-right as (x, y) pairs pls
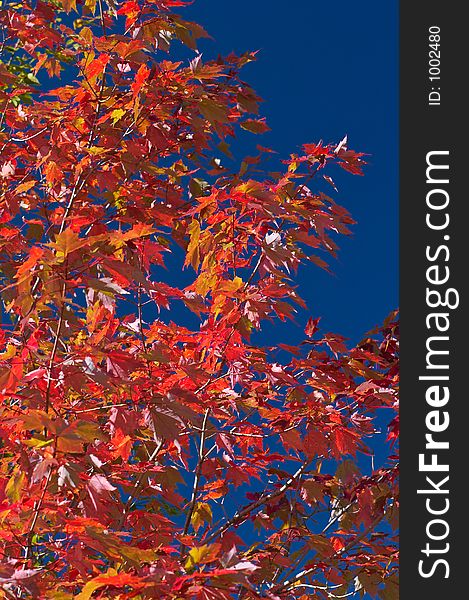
(0, 1), (398, 598)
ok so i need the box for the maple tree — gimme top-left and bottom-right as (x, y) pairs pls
(0, 1), (399, 598)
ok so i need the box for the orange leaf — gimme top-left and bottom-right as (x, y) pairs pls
(131, 64), (150, 98)
(86, 53), (110, 79)
(15, 247), (44, 280)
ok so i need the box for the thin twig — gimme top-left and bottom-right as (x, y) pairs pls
(24, 433), (58, 567)
(275, 508), (390, 593)
(204, 460), (310, 544)
(181, 408), (211, 540)
(116, 439), (164, 531)
(44, 279), (67, 416)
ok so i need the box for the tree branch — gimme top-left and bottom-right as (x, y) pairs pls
(204, 460), (310, 544)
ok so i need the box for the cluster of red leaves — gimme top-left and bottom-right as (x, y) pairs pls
(0, 1), (398, 599)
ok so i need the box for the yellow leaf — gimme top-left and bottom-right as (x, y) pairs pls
(193, 270), (217, 297)
(0, 509), (11, 524)
(184, 543), (221, 570)
(190, 501), (212, 533)
(184, 219), (201, 271)
(0, 344), (16, 361)
(16, 180), (36, 194)
(49, 229), (88, 262)
(23, 437), (54, 449)
(60, 0), (77, 14)
(88, 146), (108, 155)
(217, 276), (244, 295)
(111, 109), (126, 125)
(73, 117), (86, 133)
(76, 569), (118, 600)
(84, 0), (96, 14)
(79, 26), (93, 44)
(5, 467), (25, 504)
(119, 222), (155, 242)
(76, 569), (145, 599)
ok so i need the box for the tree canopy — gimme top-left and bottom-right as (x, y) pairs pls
(0, 1), (398, 598)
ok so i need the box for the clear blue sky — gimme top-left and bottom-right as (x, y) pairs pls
(183, 0), (399, 344)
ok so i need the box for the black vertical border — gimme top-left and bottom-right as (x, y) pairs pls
(400, 3), (466, 598)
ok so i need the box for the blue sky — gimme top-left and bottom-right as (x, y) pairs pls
(183, 0), (399, 344)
